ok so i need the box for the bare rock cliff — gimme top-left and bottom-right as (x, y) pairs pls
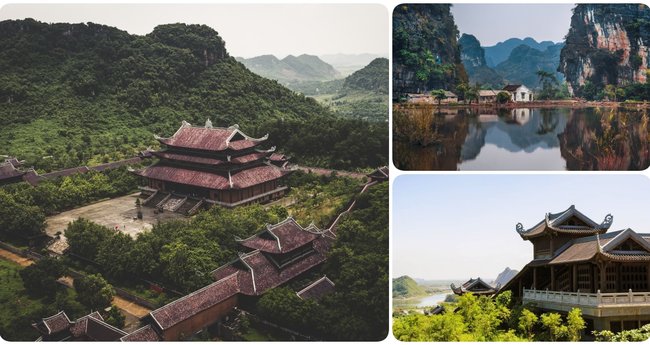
(559, 4), (650, 96)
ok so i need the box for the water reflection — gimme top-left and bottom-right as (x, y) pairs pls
(393, 106), (650, 171)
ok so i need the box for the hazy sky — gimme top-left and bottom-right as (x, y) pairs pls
(0, 3), (388, 58)
(451, 4), (575, 46)
(393, 174), (650, 281)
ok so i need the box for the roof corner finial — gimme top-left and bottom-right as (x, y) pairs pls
(516, 223), (524, 233)
(570, 204), (575, 209)
(205, 118), (213, 128)
(600, 214), (613, 229)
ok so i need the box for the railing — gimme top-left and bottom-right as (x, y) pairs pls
(523, 288), (650, 307)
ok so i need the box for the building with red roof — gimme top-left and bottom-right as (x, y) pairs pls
(133, 120), (293, 208)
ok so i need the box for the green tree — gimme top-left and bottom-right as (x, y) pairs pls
(19, 257), (66, 297)
(159, 241), (215, 292)
(0, 190), (45, 239)
(517, 308), (538, 340)
(496, 91), (511, 104)
(566, 308), (585, 341)
(103, 306), (125, 329)
(65, 218), (113, 260)
(74, 273), (114, 310)
(96, 232), (135, 280)
(456, 82), (470, 102)
(540, 312), (566, 341)
(431, 89), (447, 105)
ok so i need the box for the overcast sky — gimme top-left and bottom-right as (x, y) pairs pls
(451, 4), (575, 46)
(0, 3), (388, 58)
(393, 174), (650, 281)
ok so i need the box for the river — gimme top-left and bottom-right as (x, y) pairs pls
(393, 291), (453, 309)
(393, 106), (650, 171)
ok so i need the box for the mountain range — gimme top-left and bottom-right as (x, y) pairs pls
(459, 35), (564, 88)
(236, 54), (341, 84)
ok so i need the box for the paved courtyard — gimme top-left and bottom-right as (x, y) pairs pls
(46, 193), (184, 254)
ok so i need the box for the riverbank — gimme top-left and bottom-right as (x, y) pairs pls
(394, 99), (650, 110)
(393, 290), (454, 309)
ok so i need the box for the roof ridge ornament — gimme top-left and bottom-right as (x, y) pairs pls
(205, 119), (213, 128)
(599, 214), (614, 229)
(516, 223), (525, 233)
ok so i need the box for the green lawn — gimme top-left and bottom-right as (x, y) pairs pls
(0, 260), (45, 341)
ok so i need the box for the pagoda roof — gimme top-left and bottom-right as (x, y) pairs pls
(297, 276), (335, 301)
(0, 160), (25, 180)
(149, 273), (240, 331)
(550, 229), (650, 264)
(155, 121), (268, 152)
(120, 324), (161, 342)
(451, 277), (498, 295)
(70, 311), (127, 341)
(152, 151), (225, 166)
(236, 217), (323, 254)
(33, 311), (72, 335)
(135, 163), (289, 190)
(516, 205), (612, 240)
(212, 233), (333, 296)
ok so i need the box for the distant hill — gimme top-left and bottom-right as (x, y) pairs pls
(237, 54), (340, 83)
(343, 57), (388, 93)
(492, 267), (519, 287)
(393, 276), (427, 298)
(484, 37), (558, 67)
(320, 53), (384, 76)
(494, 43), (564, 88)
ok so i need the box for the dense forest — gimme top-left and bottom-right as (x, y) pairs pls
(0, 19), (387, 172)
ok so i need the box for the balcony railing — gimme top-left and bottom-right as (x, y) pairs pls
(523, 288), (650, 307)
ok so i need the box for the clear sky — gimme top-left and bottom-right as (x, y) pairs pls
(0, 3), (388, 58)
(393, 174), (650, 281)
(451, 4), (575, 46)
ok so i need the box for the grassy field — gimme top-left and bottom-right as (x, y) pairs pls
(0, 259), (45, 341)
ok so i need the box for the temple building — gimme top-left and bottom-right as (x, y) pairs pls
(133, 120), (293, 209)
(145, 217), (335, 340)
(32, 311), (128, 341)
(501, 205), (650, 332)
(451, 277), (499, 296)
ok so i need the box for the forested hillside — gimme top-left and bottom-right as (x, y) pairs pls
(288, 58), (389, 121)
(0, 19), (386, 171)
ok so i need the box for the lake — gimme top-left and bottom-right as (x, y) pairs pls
(393, 291), (452, 309)
(393, 106), (650, 170)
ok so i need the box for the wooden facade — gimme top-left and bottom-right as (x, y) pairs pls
(502, 205), (650, 332)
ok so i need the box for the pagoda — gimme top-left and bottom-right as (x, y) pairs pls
(134, 120), (292, 209)
(501, 205), (650, 332)
(451, 277), (498, 296)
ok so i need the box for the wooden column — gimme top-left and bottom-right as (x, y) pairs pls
(598, 261), (607, 292)
(572, 264), (578, 292)
(550, 266), (556, 290)
(647, 262), (650, 291)
(533, 267), (537, 290)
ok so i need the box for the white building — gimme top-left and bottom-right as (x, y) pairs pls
(503, 84), (533, 102)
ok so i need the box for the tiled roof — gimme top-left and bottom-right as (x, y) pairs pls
(150, 273), (240, 331)
(69, 311), (128, 341)
(40, 166), (90, 179)
(238, 218), (320, 254)
(152, 151), (225, 166)
(157, 122), (267, 152)
(136, 163), (288, 190)
(368, 166), (389, 180)
(269, 153), (289, 162)
(503, 84), (523, 91)
(516, 205), (610, 239)
(479, 90), (498, 97)
(120, 324), (161, 341)
(39, 311), (72, 335)
(297, 276), (335, 301)
(213, 235), (333, 296)
(0, 161), (25, 180)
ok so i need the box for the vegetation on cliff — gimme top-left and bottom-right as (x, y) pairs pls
(392, 4), (468, 98)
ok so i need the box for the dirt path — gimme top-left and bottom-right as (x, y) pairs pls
(112, 296), (151, 318)
(0, 248), (34, 267)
